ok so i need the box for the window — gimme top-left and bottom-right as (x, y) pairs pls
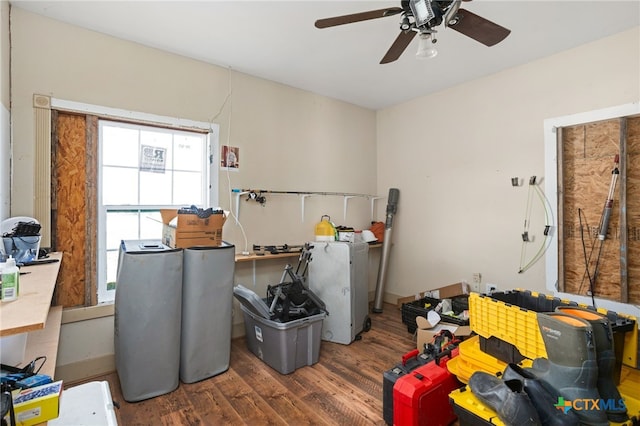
(97, 120), (212, 303)
(544, 102), (640, 307)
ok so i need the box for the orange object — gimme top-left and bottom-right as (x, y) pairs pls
(370, 221), (385, 242)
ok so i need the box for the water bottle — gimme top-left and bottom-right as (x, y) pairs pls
(1, 256), (19, 301)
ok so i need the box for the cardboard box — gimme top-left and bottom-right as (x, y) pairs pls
(415, 315), (472, 352)
(160, 209), (226, 248)
(396, 281), (469, 308)
(8, 380), (63, 426)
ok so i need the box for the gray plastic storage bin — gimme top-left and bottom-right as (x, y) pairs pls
(114, 240), (182, 402)
(180, 243), (235, 383)
(239, 303), (325, 374)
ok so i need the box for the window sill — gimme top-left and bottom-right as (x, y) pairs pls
(61, 303), (115, 324)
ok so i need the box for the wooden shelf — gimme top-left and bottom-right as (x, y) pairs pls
(0, 252), (63, 337)
(235, 243), (382, 263)
(235, 251), (300, 263)
(23, 305), (62, 378)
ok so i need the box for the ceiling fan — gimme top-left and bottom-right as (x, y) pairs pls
(315, 0), (511, 64)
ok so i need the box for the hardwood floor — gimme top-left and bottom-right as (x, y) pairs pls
(85, 303), (430, 425)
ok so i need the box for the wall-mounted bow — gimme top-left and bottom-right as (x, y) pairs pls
(518, 176), (554, 274)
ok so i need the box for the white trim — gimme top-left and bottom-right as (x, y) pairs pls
(96, 120), (213, 303)
(544, 102), (640, 129)
(47, 98), (222, 204)
(50, 98), (215, 132)
(544, 102), (640, 318)
(48, 97), (221, 304)
(0, 104), (10, 221)
(208, 129), (220, 208)
(50, 97), (221, 213)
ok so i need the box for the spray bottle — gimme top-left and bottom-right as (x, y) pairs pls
(1, 255), (20, 301)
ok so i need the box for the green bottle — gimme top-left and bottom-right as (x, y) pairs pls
(1, 256), (19, 301)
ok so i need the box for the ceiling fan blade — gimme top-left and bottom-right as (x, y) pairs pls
(380, 30), (417, 64)
(315, 7), (403, 29)
(449, 8), (510, 46)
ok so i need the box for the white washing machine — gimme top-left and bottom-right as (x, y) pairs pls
(308, 241), (370, 344)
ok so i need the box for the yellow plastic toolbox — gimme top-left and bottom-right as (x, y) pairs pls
(449, 386), (505, 426)
(468, 290), (638, 369)
(449, 379), (638, 426)
(446, 338), (639, 425)
(446, 335), (532, 384)
(618, 366), (640, 423)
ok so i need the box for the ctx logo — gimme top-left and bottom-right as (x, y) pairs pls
(555, 397), (626, 413)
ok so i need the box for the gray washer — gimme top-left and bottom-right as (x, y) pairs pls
(114, 240), (182, 402)
(180, 243), (235, 383)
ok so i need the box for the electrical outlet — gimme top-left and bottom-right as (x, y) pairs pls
(486, 283), (497, 294)
(471, 273), (481, 293)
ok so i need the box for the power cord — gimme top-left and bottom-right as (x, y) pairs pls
(209, 67), (249, 255)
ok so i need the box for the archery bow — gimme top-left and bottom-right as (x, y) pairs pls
(518, 176), (553, 273)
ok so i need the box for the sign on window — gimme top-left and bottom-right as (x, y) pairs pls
(140, 145), (167, 173)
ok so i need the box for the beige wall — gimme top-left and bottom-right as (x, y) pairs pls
(377, 27), (640, 309)
(0, 1), (8, 108)
(0, 0), (10, 220)
(10, 8), (377, 381)
(10, 8), (377, 233)
(10, 7), (640, 381)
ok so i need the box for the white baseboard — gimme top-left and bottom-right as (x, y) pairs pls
(56, 353), (115, 385)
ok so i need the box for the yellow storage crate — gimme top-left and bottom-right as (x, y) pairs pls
(450, 290), (638, 425)
(469, 290), (638, 368)
(470, 293), (546, 361)
(618, 366), (640, 422)
(449, 375), (638, 426)
(448, 337), (638, 423)
(447, 335), (532, 384)
(449, 386), (505, 425)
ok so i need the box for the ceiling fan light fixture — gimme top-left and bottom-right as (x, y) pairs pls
(416, 33), (438, 59)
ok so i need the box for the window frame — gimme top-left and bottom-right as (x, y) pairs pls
(543, 102), (640, 312)
(49, 98), (219, 306)
(96, 120), (216, 303)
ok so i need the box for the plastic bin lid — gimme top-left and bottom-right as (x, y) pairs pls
(120, 240), (178, 253)
(184, 241), (234, 251)
(233, 285), (273, 320)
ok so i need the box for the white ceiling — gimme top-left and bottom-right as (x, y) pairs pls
(11, 0), (640, 110)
